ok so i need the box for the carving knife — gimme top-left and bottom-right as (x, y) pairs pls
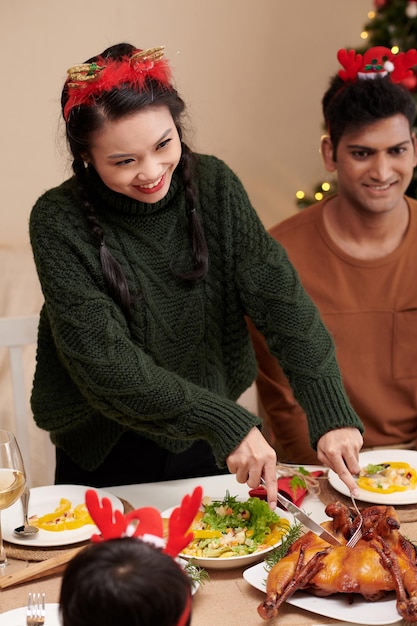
(260, 478), (341, 546)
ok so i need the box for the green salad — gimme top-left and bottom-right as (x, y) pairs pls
(181, 492), (290, 559)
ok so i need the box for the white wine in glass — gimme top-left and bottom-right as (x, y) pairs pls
(0, 430), (26, 567)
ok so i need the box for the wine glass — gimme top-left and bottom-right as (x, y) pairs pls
(0, 430), (26, 568)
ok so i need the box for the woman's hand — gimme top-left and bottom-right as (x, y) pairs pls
(226, 427), (277, 510)
(316, 427), (363, 496)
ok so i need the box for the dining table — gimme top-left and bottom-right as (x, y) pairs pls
(1, 467), (416, 626)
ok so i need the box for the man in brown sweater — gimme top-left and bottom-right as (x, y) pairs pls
(250, 47), (417, 463)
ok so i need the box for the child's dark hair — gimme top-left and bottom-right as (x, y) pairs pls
(322, 74), (417, 159)
(59, 537), (192, 626)
(61, 43), (208, 318)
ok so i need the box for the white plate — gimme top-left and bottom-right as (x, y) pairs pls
(0, 603), (60, 626)
(2, 484), (123, 547)
(243, 561), (402, 625)
(162, 500), (294, 570)
(328, 449), (417, 505)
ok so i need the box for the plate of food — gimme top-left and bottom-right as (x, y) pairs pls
(2, 484), (123, 547)
(162, 493), (294, 570)
(328, 449), (417, 505)
(243, 561), (401, 625)
(0, 603), (60, 626)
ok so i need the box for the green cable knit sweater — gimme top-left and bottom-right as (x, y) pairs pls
(29, 154), (363, 472)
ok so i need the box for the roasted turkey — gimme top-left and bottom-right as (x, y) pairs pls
(258, 502), (417, 621)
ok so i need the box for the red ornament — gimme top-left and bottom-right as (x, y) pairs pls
(374, 0), (387, 8)
(406, 1), (417, 18)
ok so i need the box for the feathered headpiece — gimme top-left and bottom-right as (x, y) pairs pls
(337, 46), (417, 84)
(63, 46), (172, 121)
(84, 486), (202, 626)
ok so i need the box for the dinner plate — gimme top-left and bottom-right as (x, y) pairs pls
(162, 500), (294, 570)
(328, 449), (417, 505)
(243, 561), (402, 625)
(0, 603), (60, 626)
(2, 484), (123, 547)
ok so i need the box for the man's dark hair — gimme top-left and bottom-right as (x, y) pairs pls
(322, 74), (417, 159)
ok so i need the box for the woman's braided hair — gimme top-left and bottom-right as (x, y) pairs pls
(61, 43), (208, 319)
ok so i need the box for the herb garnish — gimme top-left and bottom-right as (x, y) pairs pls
(184, 559), (210, 587)
(264, 521), (304, 569)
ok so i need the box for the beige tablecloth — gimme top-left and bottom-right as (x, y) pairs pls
(0, 559), (339, 626)
(2, 493), (417, 624)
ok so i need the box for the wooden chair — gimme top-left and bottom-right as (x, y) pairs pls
(0, 315), (40, 483)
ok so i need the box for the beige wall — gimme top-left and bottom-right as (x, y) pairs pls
(1, 0), (371, 486)
(1, 0), (370, 246)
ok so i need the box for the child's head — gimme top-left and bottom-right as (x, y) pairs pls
(60, 537), (192, 626)
(59, 487), (202, 626)
(322, 48), (417, 160)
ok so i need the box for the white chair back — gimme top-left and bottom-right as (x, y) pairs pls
(0, 315), (41, 484)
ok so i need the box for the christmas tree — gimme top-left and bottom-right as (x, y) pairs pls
(296, 0), (417, 208)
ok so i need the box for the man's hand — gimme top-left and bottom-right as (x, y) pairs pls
(316, 427), (363, 496)
(226, 427), (277, 510)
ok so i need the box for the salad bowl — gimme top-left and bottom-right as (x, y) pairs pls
(162, 493), (295, 570)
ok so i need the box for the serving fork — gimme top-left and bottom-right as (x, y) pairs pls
(26, 592), (45, 626)
(346, 494), (363, 548)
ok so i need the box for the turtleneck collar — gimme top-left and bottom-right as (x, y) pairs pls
(86, 165), (182, 216)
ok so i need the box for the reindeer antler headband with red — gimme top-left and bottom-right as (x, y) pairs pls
(337, 46), (417, 84)
(85, 485), (203, 626)
(63, 46), (172, 121)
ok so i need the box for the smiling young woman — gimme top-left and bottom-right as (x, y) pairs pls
(29, 42), (364, 505)
(86, 107), (182, 203)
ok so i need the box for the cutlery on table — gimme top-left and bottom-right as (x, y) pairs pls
(14, 486), (39, 537)
(345, 494), (363, 548)
(260, 477), (341, 546)
(352, 462), (390, 478)
(26, 592), (45, 626)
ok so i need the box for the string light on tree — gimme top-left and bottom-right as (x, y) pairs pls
(295, 180), (337, 209)
(406, 1), (417, 18)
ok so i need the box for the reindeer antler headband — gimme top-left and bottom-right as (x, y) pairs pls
(85, 485), (202, 554)
(337, 46), (417, 83)
(63, 46), (171, 121)
(85, 486), (202, 626)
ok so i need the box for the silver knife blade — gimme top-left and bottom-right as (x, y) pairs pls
(260, 478), (341, 546)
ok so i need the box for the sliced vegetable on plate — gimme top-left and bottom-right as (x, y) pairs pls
(358, 461), (417, 494)
(182, 492), (290, 559)
(30, 497), (94, 531)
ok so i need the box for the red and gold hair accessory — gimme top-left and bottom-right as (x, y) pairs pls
(63, 46), (171, 121)
(337, 46), (417, 84)
(85, 485), (202, 626)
